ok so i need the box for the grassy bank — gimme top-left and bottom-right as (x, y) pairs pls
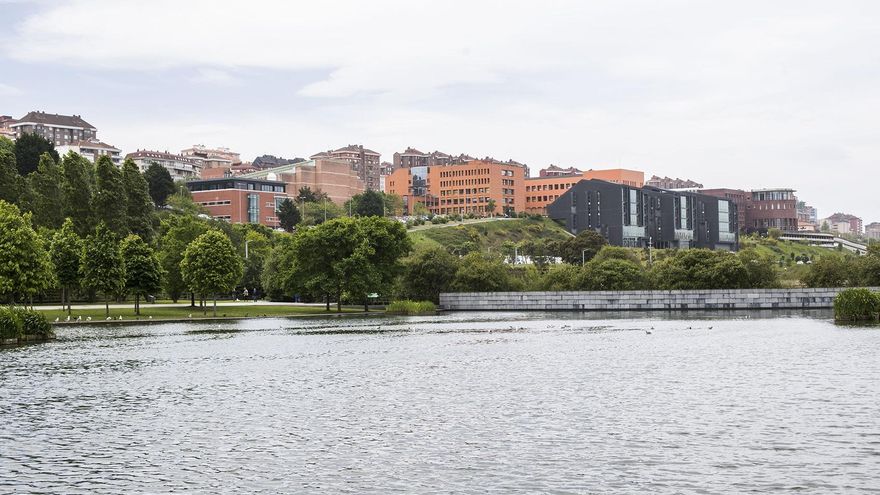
(43, 304), (369, 322)
(409, 217), (571, 252)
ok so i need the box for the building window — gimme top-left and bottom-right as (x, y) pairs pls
(247, 194), (259, 223)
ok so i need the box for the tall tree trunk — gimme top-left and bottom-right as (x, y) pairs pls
(105, 294), (109, 317)
(213, 294), (217, 317)
(135, 294), (140, 315)
(190, 292), (196, 308)
(364, 296), (368, 312)
(337, 290), (342, 313)
(325, 294), (330, 311)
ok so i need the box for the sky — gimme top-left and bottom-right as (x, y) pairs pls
(1, 0), (878, 222)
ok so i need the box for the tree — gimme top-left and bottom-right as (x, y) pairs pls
(384, 193), (404, 217)
(412, 202), (430, 217)
(292, 217), (411, 311)
(583, 258), (647, 290)
(737, 248), (780, 289)
(240, 230), (271, 292)
(60, 151), (95, 236)
(556, 229), (607, 265)
(121, 234), (163, 315)
(486, 199), (497, 216)
(354, 189), (385, 217)
(297, 186), (317, 203)
(50, 219), (84, 315)
(81, 223), (126, 317)
(122, 159), (155, 240)
(803, 256), (858, 288)
(181, 230), (243, 316)
(27, 153), (64, 229)
(158, 215), (210, 303)
(0, 145), (22, 204)
(650, 249), (749, 290)
(93, 155), (128, 235)
(143, 162), (175, 206)
(14, 133), (59, 175)
(537, 263), (586, 291)
(301, 198), (344, 226)
(277, 198), (301, 232)
(451, 253), (513, 292)
(399, 245), (459, 303)
(262, 235), (300, 301)
(0, 201), (56, 306)
(593, 246), (641, 264)
(166, 181), (207, 215)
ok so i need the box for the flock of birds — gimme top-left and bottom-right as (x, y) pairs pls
(55, 315), (155, 322)
(645, 325), (713, 335)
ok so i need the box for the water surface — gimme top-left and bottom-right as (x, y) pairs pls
(2, 310), (878, 493)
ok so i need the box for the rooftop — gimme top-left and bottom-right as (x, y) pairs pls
(12, 111), (95, 130)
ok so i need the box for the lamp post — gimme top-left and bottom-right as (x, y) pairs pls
(582, 249), (588, 266)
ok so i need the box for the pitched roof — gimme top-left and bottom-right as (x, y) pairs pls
(333, 144), (380, 155)
(14, 111), (96, 130)
(67, 139), (119, 151)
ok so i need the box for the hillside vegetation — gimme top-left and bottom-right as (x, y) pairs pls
(408, 217), (572, 253)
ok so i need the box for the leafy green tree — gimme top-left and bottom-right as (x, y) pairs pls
(354, 189), (385, 217)
(121, 234), (163, 315)
(737, 248), (780, 289)
(297, 186), (317, 203)
(301, 198), (344, 226)
(0, 146), (22, 204)
(584, 258), (647, 290)
(81, 223), (126, 317)
(399, 245), (459, 303)
(50, 218), (84, 315)
(166, 181), (207, 215)
(650, 249), (749, 290)
(384, 193), (404, 217)
(412, 202), (430, 217)
(277, 198), (301, 232)
(121, 159), (155, 240)
(486, 199), (497, 216)
(27, 153), (64, 229)
(0, 201), (56, 305)
(181, 230), (244, 316)
(537, 263), (586, 291)
(556, 229), (607, 265)
(451, 252), (513, 292)
(292, 217), (411, 311)
(158, 215), (210, 303)
(60, 151), (95, 236)
(240, 230), (271, 292)
(14, 133), (59, 175)
(93, 155), (128, 235)
(593, 246), (641, 264)
(143, 162), (175, 206)
(803, 256), (858, 288)
(261, 235), (300, 301)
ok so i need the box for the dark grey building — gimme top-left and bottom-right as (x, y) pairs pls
(11, 111), (96, 146)
(547, 179), (738, 251)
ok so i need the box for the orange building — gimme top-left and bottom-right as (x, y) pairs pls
(525, 168), (644, 214)
(430, 160), (525, 215)
(187, 178), (289, 228)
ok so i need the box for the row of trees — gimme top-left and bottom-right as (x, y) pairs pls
(276, 188), (404, 232)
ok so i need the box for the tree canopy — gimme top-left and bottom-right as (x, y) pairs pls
(50, 218), (84, 314)
(0, 200), (56, 304)
(81, 223), (126, 316)
(121, 234), (163, 315)
(14, 133), (59, 176)
(93, 155), (128, 235)
(143, 162), (175, 206)
(181, 230), (243, 316)
(122, 159), (155, 240)
(277, 198), (301, 232)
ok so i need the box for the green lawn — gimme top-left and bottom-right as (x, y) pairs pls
(409, 217), (572, 252)
(43, 304), (370, 322)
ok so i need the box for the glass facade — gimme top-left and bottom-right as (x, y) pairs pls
(247, 194), (259, 224)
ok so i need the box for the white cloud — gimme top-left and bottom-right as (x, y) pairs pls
(5, 0), (880, 219)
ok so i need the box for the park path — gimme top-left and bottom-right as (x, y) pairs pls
(32, 301), (325, 311)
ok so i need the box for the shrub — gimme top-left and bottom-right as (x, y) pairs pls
(833, 288), (880, 322)
(16, 309), (53, 338)
(0, 308), (23, 340)
(386, 300), (437, 315)
(584, 258), (648, 290)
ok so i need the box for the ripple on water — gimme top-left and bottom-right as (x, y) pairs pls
(1, 310), (879, 493)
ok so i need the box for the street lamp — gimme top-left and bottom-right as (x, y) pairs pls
(582, 249), (588, 266)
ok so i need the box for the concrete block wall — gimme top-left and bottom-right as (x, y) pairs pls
(439, 288), (880, 311)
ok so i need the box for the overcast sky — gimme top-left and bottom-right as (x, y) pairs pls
(1, 0), (878, 222)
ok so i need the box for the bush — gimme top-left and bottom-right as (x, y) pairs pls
(386, 300), (437, 315)
(16, 309), (53, 338)
(584, 258), (648, 290)
(0, 308), (23, 340)
(834, 288), (880, 322)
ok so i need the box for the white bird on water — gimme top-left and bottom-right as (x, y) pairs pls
(645, 329), (652, 335)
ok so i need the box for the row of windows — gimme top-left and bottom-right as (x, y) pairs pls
(198, 200), (232, 207)
(526, 195), (560, 203)
(440, 178), (490, 187)
(440, 188), (489, 196)
(440, 197), (491, 205)
(526, 183), (576, 192)
(440, 168), (491, 178)
(752, 202), (793, 211)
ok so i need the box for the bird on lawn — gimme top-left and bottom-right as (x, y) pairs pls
(148, 316), (153, 319)
(76, 316), (81, 321)
(54, 317), (59, 322)
(65, 316), (70, 322)
(188, 314), (193, 318)
(106, 317), (112, 320)
(118, 316), (123, 320)
(86, 317), (91, 321)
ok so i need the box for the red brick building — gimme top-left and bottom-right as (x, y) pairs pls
(187, 178), (288, 228)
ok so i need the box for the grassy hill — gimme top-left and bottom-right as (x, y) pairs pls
(408, 217), (572, 252)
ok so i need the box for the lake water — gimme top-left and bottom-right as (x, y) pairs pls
(1, 311), (879, 493)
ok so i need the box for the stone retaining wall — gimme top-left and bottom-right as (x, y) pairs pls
(440, 288), (880, 311)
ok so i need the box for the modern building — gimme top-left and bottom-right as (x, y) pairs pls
(646, 175), (704, 190)
(547, 179), (738, 251)
(865, 222), (880, 240)
(524, 168), (645, 215)
(746, 188), (798, 232)
(187, 178), (288, 228)
(539, 165), (582, 177)
(821, 213), (863, 236)
(384, 165), (437, 214)
(126, 150), (201, 180)
(56, 139), (122, 165)
(239, 159), (365, 205)
(311, 144), (382, 190)
(181, 145), (240, 171)
(10, 111), (97, 146)
(699, 188), (749, 234)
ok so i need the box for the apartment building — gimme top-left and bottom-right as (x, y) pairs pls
(821, 213), (863, 235)
(431, 160), (525, 215)
(311, 144), (381, 190)
(865, 222), (880, 240)
(181, 145), (240, 170)
(547, 179), (738, 251)
(539, 165), (582, 177)
(645, 175), (704, 189)
(11, 111), (97, 146)
(748, 188), (798, 231)
(796, 202), (819, 232)
(56, 139), (122, 165)
(126, 150), (201, 180)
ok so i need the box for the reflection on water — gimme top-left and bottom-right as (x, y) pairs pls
(2, 309), (879, 493)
